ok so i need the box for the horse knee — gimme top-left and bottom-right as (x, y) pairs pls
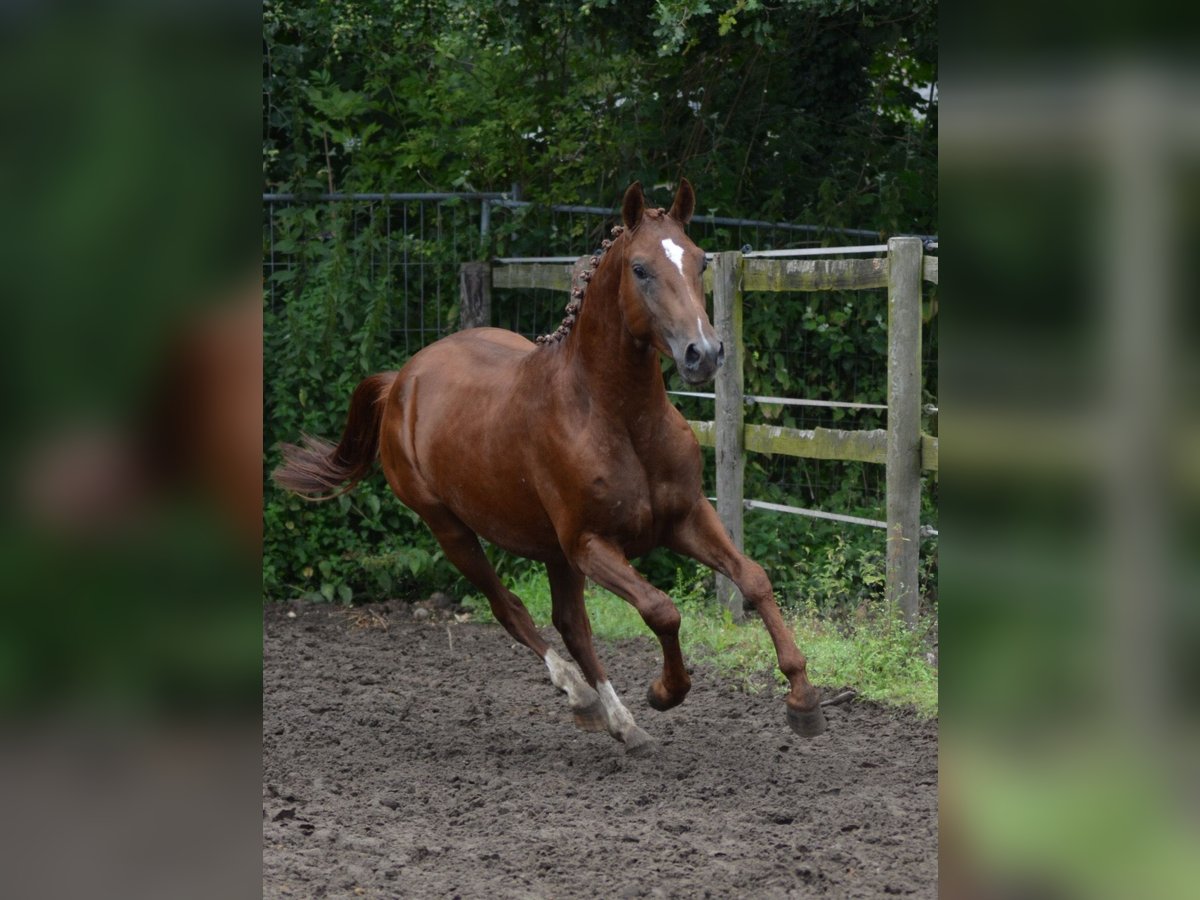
(644, 592), (681, 635)
(738, 559), (773, 605)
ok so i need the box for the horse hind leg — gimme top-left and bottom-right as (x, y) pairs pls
(404, 503), (651, 751)
(543, 647), (604, 733)
(418, 506), (549, 658)
(411, 506), (647, 746)
(545, 560), (605, 732)
(545, 559), (655, 755)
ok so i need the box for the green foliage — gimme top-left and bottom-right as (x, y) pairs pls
(798, 601), (937, 715)
(262, 197), (478, 604)
(264, 0), (936, 232)
(780, 532), (886, 613)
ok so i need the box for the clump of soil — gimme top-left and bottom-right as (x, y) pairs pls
(264, 602), (937, 898)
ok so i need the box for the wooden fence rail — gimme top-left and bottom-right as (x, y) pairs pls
(463, 238), (938, 626)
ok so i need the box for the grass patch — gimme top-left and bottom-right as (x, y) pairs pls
(463, 570), (937, 718)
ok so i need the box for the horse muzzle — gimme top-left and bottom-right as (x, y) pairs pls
(678, 339), (724, 385)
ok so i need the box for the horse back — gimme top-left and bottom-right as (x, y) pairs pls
(388, 327), (537, 452)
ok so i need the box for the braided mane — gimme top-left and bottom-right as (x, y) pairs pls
(534, 208), (668, 346)
(535, 223), (623, 345)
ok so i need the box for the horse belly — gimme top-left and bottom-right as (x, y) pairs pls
(423, 416), (557, 555)
(442, 471), (562, 561)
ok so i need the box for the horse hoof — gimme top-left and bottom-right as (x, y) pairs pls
(787, 704), (828, 737)
(646, 681), (687, 712)
(572, 699), (607, 733)
(623, 726), (656, 757)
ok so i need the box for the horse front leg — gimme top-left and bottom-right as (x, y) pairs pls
(667, 500), (827, 737)
(572, 535), (692, 714)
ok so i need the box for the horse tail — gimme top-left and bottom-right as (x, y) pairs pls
(273, 372), (397, 500)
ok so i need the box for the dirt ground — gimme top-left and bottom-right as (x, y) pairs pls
(263, 600), (938, 898)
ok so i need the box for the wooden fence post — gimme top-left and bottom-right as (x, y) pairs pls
(459, 261), (492, 329)
(713, 250), (745, 622)
(886, 237), (923, 626)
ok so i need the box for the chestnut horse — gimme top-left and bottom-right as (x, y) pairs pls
(275, 180), (826, 752)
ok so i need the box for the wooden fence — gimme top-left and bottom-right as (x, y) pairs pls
(460, 237), (938, 625)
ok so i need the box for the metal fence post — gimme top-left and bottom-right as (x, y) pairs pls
(713, 250), (745, 622)
(886, 237), (923, 626)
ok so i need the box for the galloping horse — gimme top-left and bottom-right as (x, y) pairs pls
(275, 180), (827, 752)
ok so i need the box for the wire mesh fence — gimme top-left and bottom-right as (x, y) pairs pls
(262, 192), (885, 351)
(263, 195), (492, 357)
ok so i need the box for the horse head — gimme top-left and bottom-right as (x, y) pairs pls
(616, 179), (723, 385)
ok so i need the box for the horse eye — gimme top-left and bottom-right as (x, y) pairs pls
(700, 256), (708, 273)
(632, 263), (648, 279)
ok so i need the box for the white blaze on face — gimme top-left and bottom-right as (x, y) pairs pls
(696, 316), (716, 354)
(660, 237), (715, 357)
(661, 238), (685, 276)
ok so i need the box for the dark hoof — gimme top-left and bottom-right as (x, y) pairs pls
(646, 680), (687, 712)
(623, 726), (656, 757)
(787, 704), (828, 737)
(572, 699), (607, 733)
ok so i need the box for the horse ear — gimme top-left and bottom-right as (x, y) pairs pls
(668, 177), (695, 225)
(622, 181), (644, 230)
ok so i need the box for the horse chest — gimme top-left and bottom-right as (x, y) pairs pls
(586, 470), (653, 531)
(584, 441), (694, 540)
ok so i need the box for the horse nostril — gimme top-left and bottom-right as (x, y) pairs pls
(684, 343), (702, 367)
(717, 341), (725, 367)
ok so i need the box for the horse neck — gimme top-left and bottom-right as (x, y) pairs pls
(562, 243), (667, 421)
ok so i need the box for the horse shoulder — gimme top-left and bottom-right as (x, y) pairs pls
(645, 402), (703, 471)
(636, 403), (705, 515)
